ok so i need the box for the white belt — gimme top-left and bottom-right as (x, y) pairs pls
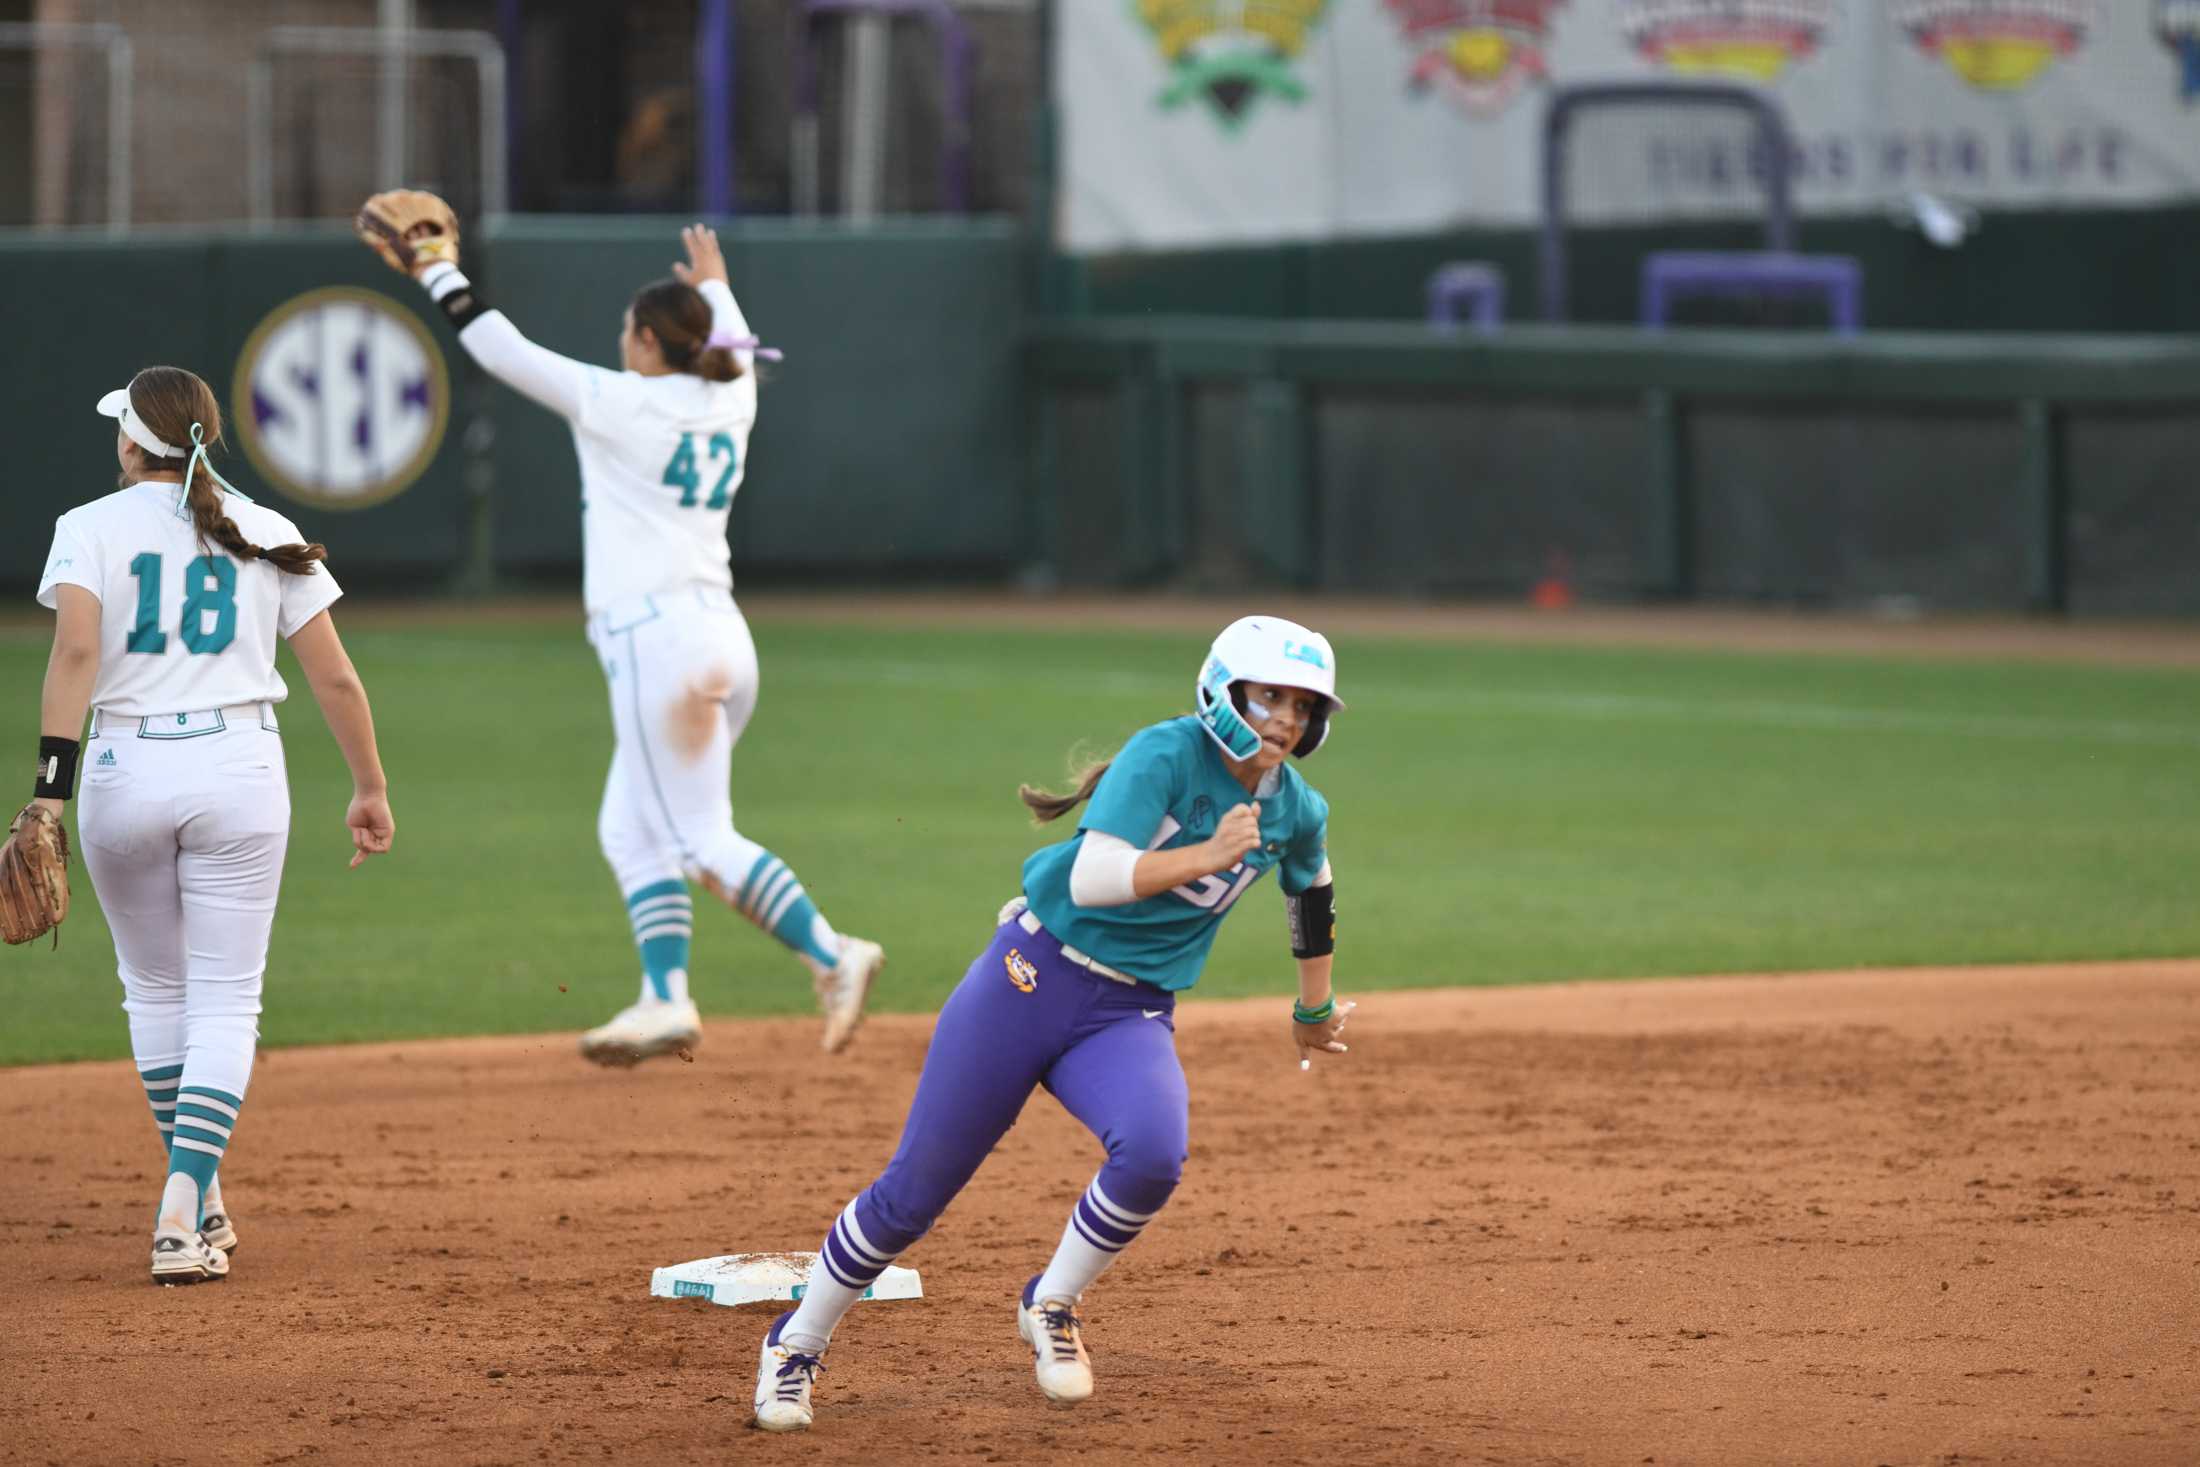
(91, 702), (279, 740)
(1011, 904), (1138, 987)
(589, 585), (738, 640)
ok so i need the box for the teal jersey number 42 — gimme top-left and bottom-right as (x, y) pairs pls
(661, 431), (739, 510)
(1021, 717), (1330, 993)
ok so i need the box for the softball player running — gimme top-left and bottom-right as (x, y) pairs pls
(749, 615), (1353, 1430)
(354, 195), (881, 1063)
(31, 366), (395, 1285)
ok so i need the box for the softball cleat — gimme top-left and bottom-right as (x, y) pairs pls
(752, 1310), (823, 1432)
(199, 1210), (238, 1255)
(817, 938), (884, 1054)
(1017, 1276), (1094, 1404)
(579, 997), (701, 1067)
(149, 1228), (229, 1285)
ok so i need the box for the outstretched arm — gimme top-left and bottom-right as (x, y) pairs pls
(355, 189), (595, 422)
(414, 262), (592, 421)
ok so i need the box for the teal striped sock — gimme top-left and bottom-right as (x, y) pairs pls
(139, 1063), (183, 1154)
(169, 1086), (243, 1229)
(625, 879), (694, 1003)
(732, 852), (843, 971)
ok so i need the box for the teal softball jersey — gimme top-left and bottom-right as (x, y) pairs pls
(1020, 717), (1329, 992)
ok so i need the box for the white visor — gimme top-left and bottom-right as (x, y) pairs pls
(97, 385), (182, 459)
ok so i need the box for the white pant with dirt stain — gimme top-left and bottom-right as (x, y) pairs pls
(586, 585), (773, 903)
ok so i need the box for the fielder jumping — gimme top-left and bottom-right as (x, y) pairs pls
(354, 194), (882, 1063)
(750, 616), (1352, 1429)
(15, 366), (395, 1284)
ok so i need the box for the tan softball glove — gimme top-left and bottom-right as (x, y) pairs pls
(355, 188), (460, 275)
(0, 803), (70, 946)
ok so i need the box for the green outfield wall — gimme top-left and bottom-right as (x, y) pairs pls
(1026, 320), (2200, 616)
(0, 219), (1024, 593)
(3, 219), (2196, 615)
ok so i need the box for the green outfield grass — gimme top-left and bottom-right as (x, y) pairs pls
(3, 610), (2198, 1065)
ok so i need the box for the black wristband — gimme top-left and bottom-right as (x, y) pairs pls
(1286, 881), (1336, 959)
(438, 284), (490, 331)
(34, 736), (80, 801)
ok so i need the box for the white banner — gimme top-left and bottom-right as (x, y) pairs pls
(1059, 1), (2200, 251)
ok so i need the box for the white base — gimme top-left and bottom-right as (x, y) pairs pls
(650, 1252), (923, 1308)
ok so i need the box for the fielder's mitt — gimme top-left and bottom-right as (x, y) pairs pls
(355, 188), (460, 275)
(0, 803), (69, 947)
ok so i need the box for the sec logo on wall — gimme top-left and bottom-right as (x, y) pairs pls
(231, 288), (449, 512)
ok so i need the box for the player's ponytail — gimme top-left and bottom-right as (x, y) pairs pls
(630, 278), (747, 384)
(1018, 754), (1115, 825)
(127, 367), (327, 578)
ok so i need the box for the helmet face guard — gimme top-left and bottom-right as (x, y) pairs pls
(1192, 616), (1343, 762)
(1195, 652), (1264, 760)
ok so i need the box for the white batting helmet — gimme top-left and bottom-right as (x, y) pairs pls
(1193, 615), (1344, 761)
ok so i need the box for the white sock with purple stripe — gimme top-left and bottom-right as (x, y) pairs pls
(1034, 1178), (1160, 1303)
(782, 1199), (897, 1353)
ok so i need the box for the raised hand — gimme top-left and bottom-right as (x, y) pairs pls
(673, 223), (729, 288)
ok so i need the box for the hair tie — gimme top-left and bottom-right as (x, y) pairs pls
(705, 330), (784, 362)
(179, 420), (247, 503)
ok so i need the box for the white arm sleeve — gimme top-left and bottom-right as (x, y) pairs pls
(455, 311), (591, 422)
(1069, 830), (1144, 908)
(1309, 860), (1333, 888)
(696, 278), (757, 374)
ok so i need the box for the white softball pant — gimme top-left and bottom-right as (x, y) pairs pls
(78, 705), (288, 1092)
(587, 586), (770, 897)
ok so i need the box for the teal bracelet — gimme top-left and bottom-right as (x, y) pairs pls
(1292, 997), (1335, 1025)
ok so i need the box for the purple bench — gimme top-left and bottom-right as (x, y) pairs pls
(1640, 252), (1864, 334)
(1425, 262), (1506, 332)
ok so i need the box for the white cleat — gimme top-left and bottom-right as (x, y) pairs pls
(150, 1227), (229, 1286)
(1017, 1277), (1094, 1404)
(817, 938), (884, 1054)
(579, 998), (701, 1067)
(199, 1210), (238, 1255)
(753, 1310), (823, 1432)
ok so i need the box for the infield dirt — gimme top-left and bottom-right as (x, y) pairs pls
(6, 961), (2197, 1466)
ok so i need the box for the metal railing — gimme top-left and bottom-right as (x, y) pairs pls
(245, 25), (507, 227)
(792, 0), (976, 218)
(1541, 81), (1797, 324)
(0, 22), (133, 232)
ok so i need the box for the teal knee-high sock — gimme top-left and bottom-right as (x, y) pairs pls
(163, 1085), (243, 1231)
(730, 852), (843, 972)
(625, 879), (694, 1003)
(139, 1063), (183, 1155)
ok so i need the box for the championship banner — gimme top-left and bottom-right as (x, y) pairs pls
(1058, 1), (2200, 251)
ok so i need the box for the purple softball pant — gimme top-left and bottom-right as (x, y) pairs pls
(833, 909), (1189, 1270)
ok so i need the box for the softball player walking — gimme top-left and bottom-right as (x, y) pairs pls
(33, 366), (395, 1284)
(749, 616), (1353, 1430)
(356, 201), (881, 1063)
